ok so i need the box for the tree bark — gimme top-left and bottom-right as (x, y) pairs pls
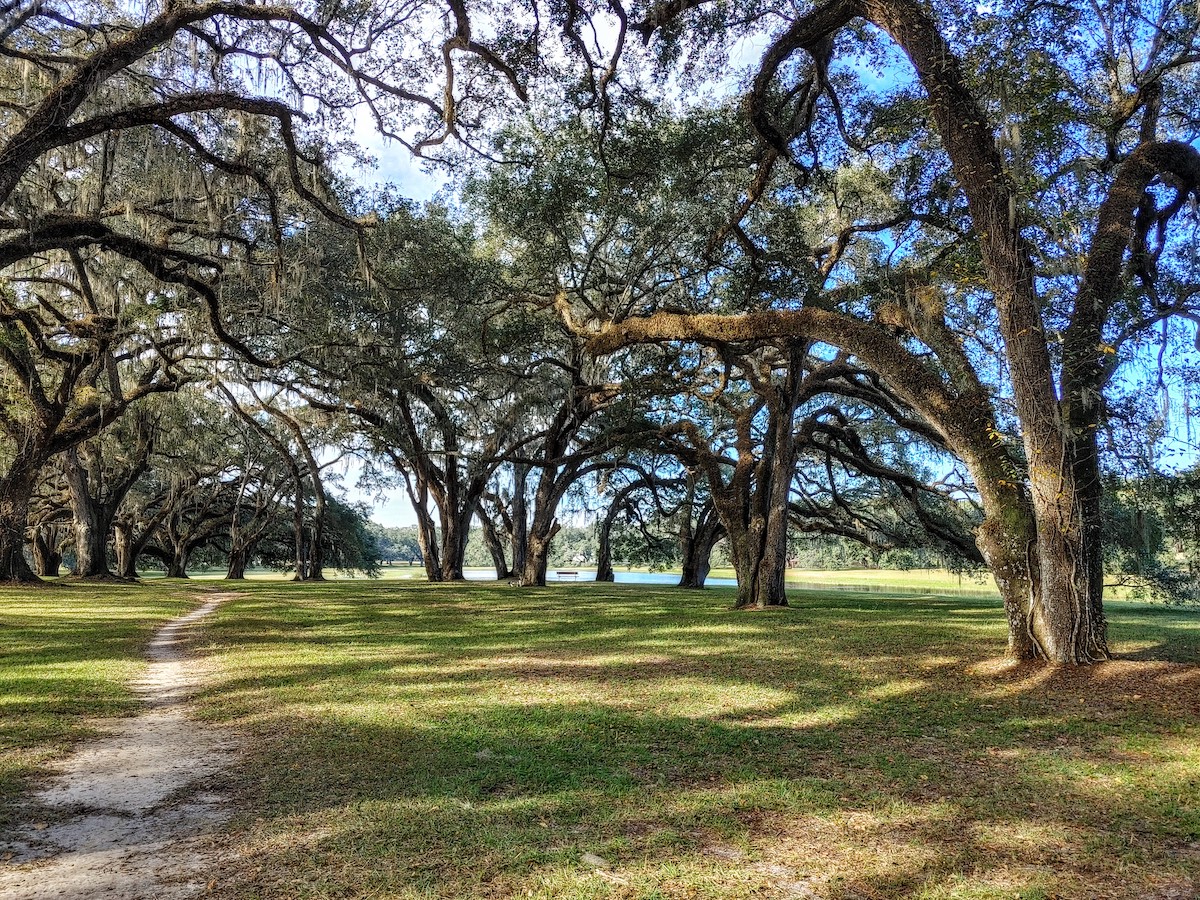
(595, 514), (617, 582)
(114, 522), (137, 579)
(166, 544), (189, 578)
(516, 462), (572, 587)
(519, 518), (560, 587)
(863, 0), (1108, 661)
(226, 547), (248, 580)
(679, 501), (723, 589)
(509, 464), (530, 578)
(31, 526), (63, 577)
(439, 506), (470, 581)
(717, 354), (802, 609)
(724, 512), (790, 608)
(62, 449), (113, 577)
(0, 459), (43, 583)
(478, 509), (511, 579)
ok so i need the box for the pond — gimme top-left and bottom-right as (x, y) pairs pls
(462, 568), (738, 587)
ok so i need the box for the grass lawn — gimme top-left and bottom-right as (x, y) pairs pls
(154, 566), (1003, 594)
(188, 582), (1200, 900)
(0, 581), (195, 827)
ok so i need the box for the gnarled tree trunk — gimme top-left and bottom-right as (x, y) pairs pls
(63, 449), (112, 577)
(114, 523), (137, 579)
(679, 500), (724, 590)
(226, 546), (248, 580)
(478, 509), (511, 580)
(31, 525), (63, 577)
(518, 502), (561, 588)
(166, 545), (190, 578)
(0, 459), (43, 583)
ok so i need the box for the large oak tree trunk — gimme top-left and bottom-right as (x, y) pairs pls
(31, 526), (63, 577)
(595, 529), (615, 582)
(517, 467), (563, 587)
(679, 506), (722, 589)
(61, 444), (150, 580)
(478, 511), (511, 580)
(725, 373), (799, 609)
(725, 514), (789, 608)
(113, 523), (137, 579)
(867, 0), (1109, 661)
(226, 547), (248, 580)
(519, 522), (559, 587)
(413, 505), (442, 583)
(0, 460), (42, 583)
(63, 449), (113, 577)
(973, 504), (1040, 661)
(509, 464), (530, 578)
(70, 508), (108, 577)
(166, 545), (189, 578)
(439, 508), (469, 582)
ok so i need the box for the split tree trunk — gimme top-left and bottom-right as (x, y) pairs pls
(478, 512), (511, 580)
(725, 515), (790, 608)
(63, 456), (112, 577)
(31, 527), (63, 577)
(868, 0), (1109, 661)
(679, 508), (723, 589)
(166, 545), (190, 578)
(226, 547), (248, 580)
(518, 517), (560, 587)
(439, 507), (469, 582)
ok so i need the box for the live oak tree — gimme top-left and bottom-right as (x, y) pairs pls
(592, 456), (682, 582)
(500, 328), (645, 587)
(212, 395), (297, 580)
(0, 0), (537, 580)
(0, 257), (184, 580)
(641, 343), (806, 608)
(558, 0), (1200, 661)
(468, 110), (737, 586)
(260, 203), (533, 583)
(61, 408), (157, 578)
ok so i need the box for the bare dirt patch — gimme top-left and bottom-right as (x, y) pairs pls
(0, 592), (239, 900)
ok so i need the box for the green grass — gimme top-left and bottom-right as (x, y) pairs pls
(0, 581), (194, 825)
(140, 566), (1001, 593)
(187, 582), (1200, 900)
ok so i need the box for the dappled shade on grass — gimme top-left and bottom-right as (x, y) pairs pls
(192, 582), (1199, 899)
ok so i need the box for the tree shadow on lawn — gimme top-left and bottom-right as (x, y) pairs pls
(215, 691), (1199, 899)
(207, 579), (1200, 660)
(200, 587), (1200, 899)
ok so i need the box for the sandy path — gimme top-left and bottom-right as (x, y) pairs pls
(0, 593), (240, 899)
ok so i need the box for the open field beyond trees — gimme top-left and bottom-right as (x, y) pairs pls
(4, 581), (1198, 899)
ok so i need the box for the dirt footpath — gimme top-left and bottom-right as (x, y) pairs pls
(0, 593), (240, 899)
